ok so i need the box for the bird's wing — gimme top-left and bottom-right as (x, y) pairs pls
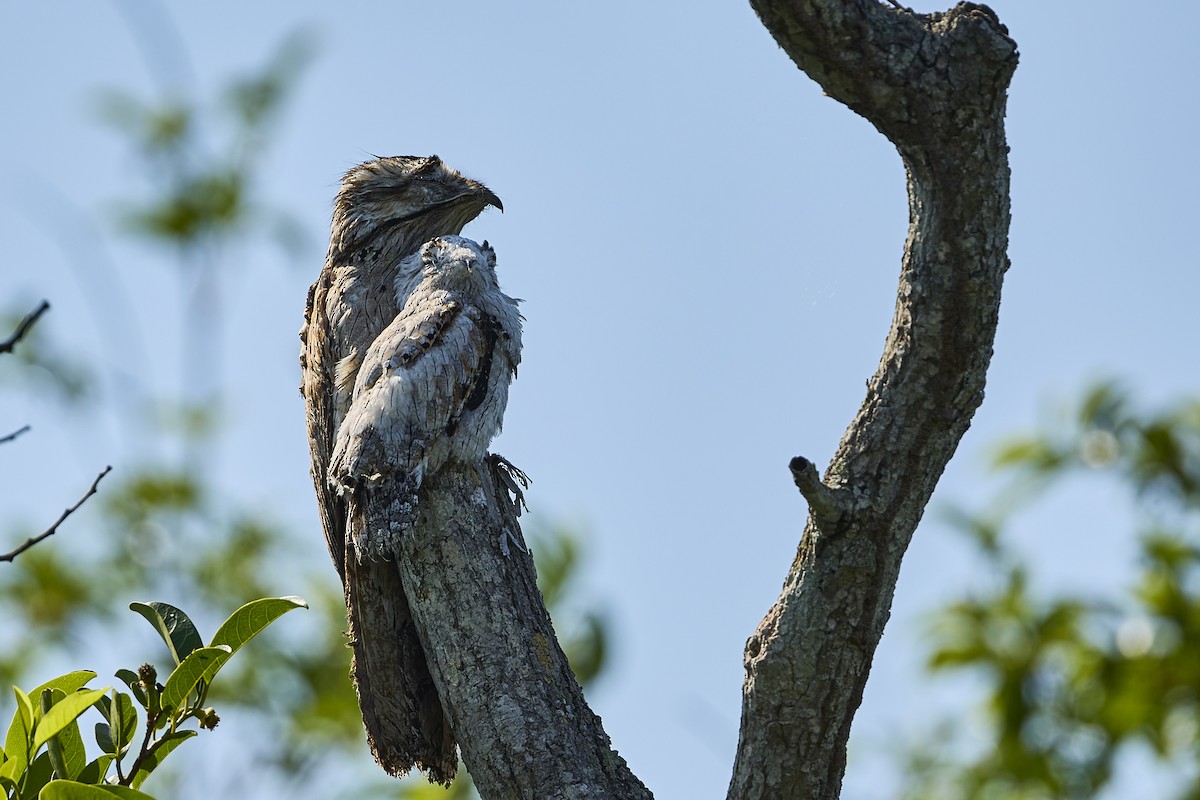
(300, 266), (351, 580)
(329, 290), (492, 488)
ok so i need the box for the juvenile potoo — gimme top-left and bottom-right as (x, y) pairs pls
(330, 236), (522, 557)
(300, 157), (501, 783)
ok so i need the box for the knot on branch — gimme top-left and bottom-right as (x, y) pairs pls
(788, 456), (850, 529)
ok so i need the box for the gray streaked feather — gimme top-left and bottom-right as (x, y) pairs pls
(329, 235), (522, 561)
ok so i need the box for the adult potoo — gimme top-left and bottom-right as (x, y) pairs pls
(299, 157), (501, 783)
(330, 236), (522, 557)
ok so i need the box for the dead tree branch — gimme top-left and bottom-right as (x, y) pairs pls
(1, 466), (113, 563)
(729, 3), (1018, 799)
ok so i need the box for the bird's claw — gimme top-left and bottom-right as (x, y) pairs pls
(498, 528), (527, 557)
(487, 453), (530, 516)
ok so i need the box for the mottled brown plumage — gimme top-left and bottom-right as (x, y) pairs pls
(299, 156), (501, 783)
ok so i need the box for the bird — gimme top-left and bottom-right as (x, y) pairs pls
(329, 235), (522, 561)
(299, 156), (502, 783)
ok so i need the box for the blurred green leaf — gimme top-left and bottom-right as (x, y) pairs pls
(95, 89), (191, 155)
(121, 169), (245, 244)
(990, 436), (1065, 472)
(224, 30), (316, 130)
(1078, 381), (1128, 430)
(561, 612), (607, 685)
(2, 546), (96, 628)
(534, 529), (578, 608)
(908, 382), (1200, 799)
(105, 473), (202, 529)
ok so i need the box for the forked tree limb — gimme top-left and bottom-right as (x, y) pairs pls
(729, 3), (1017, 799)
(389, 3), (1015, 798)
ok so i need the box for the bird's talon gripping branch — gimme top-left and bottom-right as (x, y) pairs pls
(498, 528), (527, 558)
(487, 452), (530, 516)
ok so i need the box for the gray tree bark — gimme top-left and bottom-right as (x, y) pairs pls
(400, 464), (652, 800)
(728, 3), (1017, 799)
(388, 2), (1017, 799)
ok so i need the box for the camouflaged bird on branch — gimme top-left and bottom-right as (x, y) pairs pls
(300, 156), (509, 783)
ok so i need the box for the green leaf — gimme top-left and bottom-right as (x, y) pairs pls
(200, 596), (308, 685)
(40, 689), (86, 781)
(32, 690), (107, 753)
(94, 722), (114, 755)
(160, 647), (230, 712)
(112, 672), (146, 709)
(107, 693), (137, 758)
(42, 690), (66, 775)
(94, 690), (137, 760)
(127, 731), (194, 790)
(75, 755), (112, 785)
(4, 686), (36, 775)
(210, 595), (308, 652)
(24, 751), (54, 798)
(28, 674), (97, 700)
(38, 779), (157, 799)
(128, 602), (204, 666)
(0, 760), (21, 789)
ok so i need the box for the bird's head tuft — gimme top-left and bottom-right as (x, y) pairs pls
(330, 156), (501, 263)
(416, 236), (498, 293)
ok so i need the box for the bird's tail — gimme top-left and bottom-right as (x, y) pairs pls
(344, 495), (457, 784)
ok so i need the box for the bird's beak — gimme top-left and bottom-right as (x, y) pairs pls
(477, 186), (503, 213)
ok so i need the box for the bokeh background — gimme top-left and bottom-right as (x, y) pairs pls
(2, 2), (1197, 798)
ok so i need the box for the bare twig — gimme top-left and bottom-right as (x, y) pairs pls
(1, 466), (113, 563)
(0, 300), (50, 355)
(1, 425), (31, 445)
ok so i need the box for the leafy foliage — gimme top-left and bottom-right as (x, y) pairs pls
(905, 383), (1200, 800)
(0, 599), (303, 799)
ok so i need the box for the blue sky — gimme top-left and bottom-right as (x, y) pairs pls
(2, 2), (1198, 798)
